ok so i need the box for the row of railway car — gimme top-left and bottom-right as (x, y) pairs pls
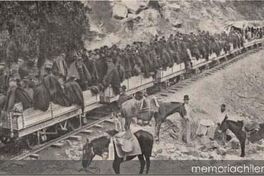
(0, 38), (263, 147)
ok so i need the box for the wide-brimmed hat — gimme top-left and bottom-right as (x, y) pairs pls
(183, 95), (189, 101)
(121, 85), (127, 91)
(135, 91), (143, 99)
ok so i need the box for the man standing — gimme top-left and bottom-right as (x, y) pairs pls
(117, 85), (130, 110)
(181, 95), (192, 144)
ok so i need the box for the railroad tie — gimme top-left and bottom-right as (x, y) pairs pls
(168, 90), (176, 93)
(80, 129), (93, 134)
(51, 142), (65, 148)
(160, 94), (168, 97)
(93, 124), (103, 128)
(171, 88), (178, 91)
(29, 154), (39, 160)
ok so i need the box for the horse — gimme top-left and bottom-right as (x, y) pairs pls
(82, 129), (154, 174)
(120, 96), (185, 142)
(151, 101), (185, 142)
(219, 116), (264, 157)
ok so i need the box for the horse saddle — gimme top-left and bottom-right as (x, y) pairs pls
(114, 131), (134, 153)
(140, 98), (149, 111)
(113, 130), (142, 158)
(241, 120), (260, 134)
(140, 97), (160, 112)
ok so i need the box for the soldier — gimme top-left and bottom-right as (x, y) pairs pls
(64, 75), (84, 115)
(3, 77), (32, 113)
(18, 57), (38, 79)
(0, 63), (9, 94)
(42, 61), (71, 107)
(21, 77), (34, 100)
(68, 51), (92, 90)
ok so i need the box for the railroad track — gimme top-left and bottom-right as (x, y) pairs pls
(10, 116), (113, 160)
(3, 45), (262, 163)
(156, 47), (262, 99)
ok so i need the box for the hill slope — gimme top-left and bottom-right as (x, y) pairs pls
(84, 0), (264, 49)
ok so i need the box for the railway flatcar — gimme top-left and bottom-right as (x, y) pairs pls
(0, 89), (100, 146)
(0, 37), (263, 148)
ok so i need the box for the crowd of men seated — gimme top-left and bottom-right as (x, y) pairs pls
(0, 27), (260, 115)
(244, 26), (264, 41)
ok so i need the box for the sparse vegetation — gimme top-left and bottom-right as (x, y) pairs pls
(0, 1), (90, 68)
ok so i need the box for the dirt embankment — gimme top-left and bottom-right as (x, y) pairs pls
(152, 48), (264, 161)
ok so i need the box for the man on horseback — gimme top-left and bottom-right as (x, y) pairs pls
(210, 104), (236, 145)
(112, 91), (144, 161)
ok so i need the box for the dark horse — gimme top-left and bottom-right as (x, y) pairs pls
(82, 129), (154, 174)
(137, 101), (185, 142)
(219, 116), (264, 157)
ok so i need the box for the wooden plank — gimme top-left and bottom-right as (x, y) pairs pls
(51, 142), (65, 148)
(160, 94), (168, 97)
(121, 79), (129, 90)
(93, 124), (103, 128)
(160, 70), (185, 83)
(83, 90), (99, 105)
(80, 129), (93, 134)
(29, 154), (39, 159)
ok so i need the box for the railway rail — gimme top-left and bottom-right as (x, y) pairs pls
(3, 39), (262, 162)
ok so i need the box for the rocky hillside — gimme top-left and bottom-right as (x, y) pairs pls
(83, 0), (264, 49)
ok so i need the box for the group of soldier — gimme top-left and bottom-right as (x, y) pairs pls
(244, 26), (264, 41)
(0, 28), (246, 119)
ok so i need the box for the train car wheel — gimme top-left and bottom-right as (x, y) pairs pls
(0, 136), (13, 144)
(67, 118), (80, 131)
(24, 134), (37, 149)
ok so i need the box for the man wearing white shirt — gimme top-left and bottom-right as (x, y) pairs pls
(210, 104), (236, 144)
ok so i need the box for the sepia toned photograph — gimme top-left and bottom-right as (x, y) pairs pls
(0, 0), (264, 175)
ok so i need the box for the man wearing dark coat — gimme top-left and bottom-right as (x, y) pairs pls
(64, 76), (84, 114)
(18, 58), (38, 80)
(3, 77), (32, 112)
(0, 64), (9, 94)
(41, 62), (71, 107)
(122, 50), (133, 79)
(102, 57), (121, 95)
(68, 51), (92, 91)
(83, 51), (99, 85)
(52, 53), (68, 78)
(33, 80), (51, 111)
